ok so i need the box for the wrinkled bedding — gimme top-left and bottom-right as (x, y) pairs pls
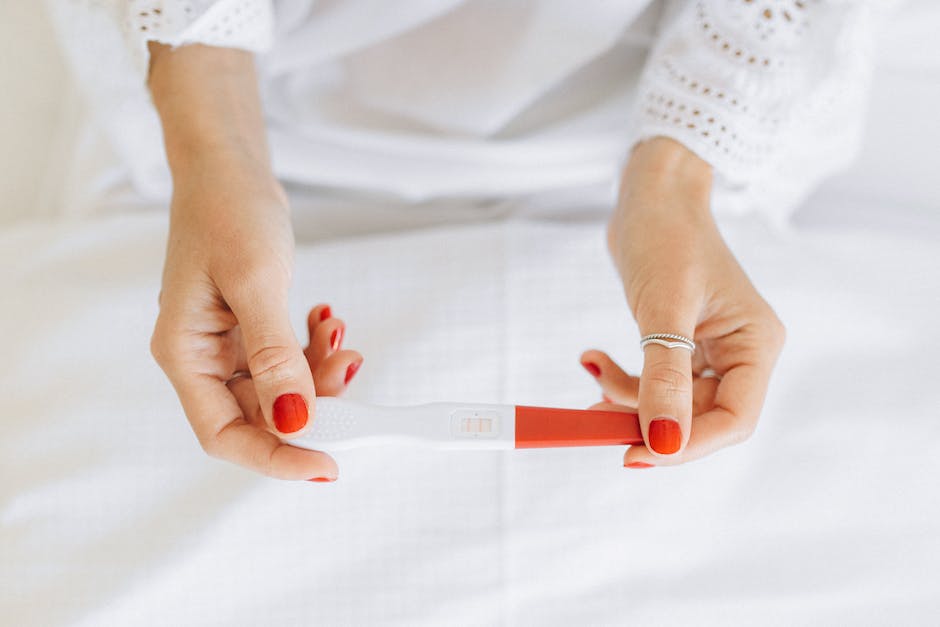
(2, 205), (938, 626)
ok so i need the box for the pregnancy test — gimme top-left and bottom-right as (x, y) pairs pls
(285, 397), (642, 451)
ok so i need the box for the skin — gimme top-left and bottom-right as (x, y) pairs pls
(583, 137), (787, 467)
(147, 43), (785, 479)
(148, 44), (354, 480)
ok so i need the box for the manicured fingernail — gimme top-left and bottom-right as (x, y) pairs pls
(319, 305), (332, 321)
(273, 393), (308, 433)
(624, 461), (654, 469)
(649, 418), (682, 454)
(330, 326), (344, 351)
(582, 361), (601, 377)
(344, 360), (362, 384)
(307, 477), (336, 482)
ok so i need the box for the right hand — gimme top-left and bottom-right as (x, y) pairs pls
(150, 158), (363, 481)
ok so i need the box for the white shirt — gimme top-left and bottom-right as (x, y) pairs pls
(46, 0), (894, 226)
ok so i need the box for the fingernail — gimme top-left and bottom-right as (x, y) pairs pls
(582, 361), (601, 377)
(344, 360), (362, 384)
(319, 306), (332, 321)
(307, 476), (336, 482)
(330, 326), (344, 351)
(273, 393), (308, 433)
(624, 461), (654, 469)
(649, 418), (682, 455)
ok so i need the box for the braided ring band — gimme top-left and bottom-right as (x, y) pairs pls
(640, 333), (695, 352)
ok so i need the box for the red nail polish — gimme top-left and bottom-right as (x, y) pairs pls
(624, 461), (654, 469)
(307, 477), (336, 482)
(273, 393), (308, 433)
(649, 419), (681, 455)
(582, 362), (601, 377)
(344, 360), (362, 385)
(330, 327), (344, 351)
(319, 306), (332, 321)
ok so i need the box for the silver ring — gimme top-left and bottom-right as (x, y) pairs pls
(226, 370), (252, 384)
(697, 367), (723, 380)
(640, 333), (695, 352)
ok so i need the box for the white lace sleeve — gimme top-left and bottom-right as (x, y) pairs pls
(50, 1), (275, 80)
(122, 0), (274, 75)
(631, 0), (893, 220)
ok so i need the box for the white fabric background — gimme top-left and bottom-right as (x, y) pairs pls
(2, 2), (940, 625)
(2, 210), (939, 625)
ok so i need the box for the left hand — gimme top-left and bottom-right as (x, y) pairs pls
(580, 137), (786, 468)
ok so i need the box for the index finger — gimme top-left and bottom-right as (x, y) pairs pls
(171, 371), (339, 481)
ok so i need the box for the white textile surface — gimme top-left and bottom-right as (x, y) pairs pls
(1, 207), (939, 626)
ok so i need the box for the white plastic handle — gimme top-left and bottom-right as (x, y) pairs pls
(285, 397), (516, 451)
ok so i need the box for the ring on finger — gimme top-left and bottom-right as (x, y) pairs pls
(696, 367), (723, 381)
(226, 370), (252, 384)
(640, 333), (695, 352)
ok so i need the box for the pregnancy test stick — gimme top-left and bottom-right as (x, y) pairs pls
(285, 397), (643, 451)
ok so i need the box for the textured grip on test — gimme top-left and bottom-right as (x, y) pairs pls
(300, 397), (357, 442)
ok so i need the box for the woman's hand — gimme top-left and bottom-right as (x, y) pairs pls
(580, 137), (786, 467)
(225, 303), (365, 482)
(146, 43), (362, 480)
(150, 160), (363, 480)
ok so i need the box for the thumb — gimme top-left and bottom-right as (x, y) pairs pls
(636, 304), (698, 459)
(227, 281), (316, 438)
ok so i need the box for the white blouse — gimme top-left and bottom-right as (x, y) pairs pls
(46, 0), (896, 225)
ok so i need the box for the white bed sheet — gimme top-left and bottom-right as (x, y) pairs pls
(2, 205), (938, 626)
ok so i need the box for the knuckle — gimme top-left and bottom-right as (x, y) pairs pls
(648, 364), (692, 389)
(758, 307), (787, 349)
(198, 431), (224, 459)
(772, 317), (787, 347)
(149, 328), (165, 364)
(149, 320), (174, 367)
(247, 343), (296, 382)
(719, 406), (760, 446)
(762, 319), (787, 355)
(646, 365), (693, 401)
(732, 416), (759, 445)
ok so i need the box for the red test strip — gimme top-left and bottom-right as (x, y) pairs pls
(514, 406), (643, 448)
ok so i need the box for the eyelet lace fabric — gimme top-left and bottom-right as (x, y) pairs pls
(631, 0), (890, 219)
(45, 0), (893, 223)
(123, 0), (273, 73)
